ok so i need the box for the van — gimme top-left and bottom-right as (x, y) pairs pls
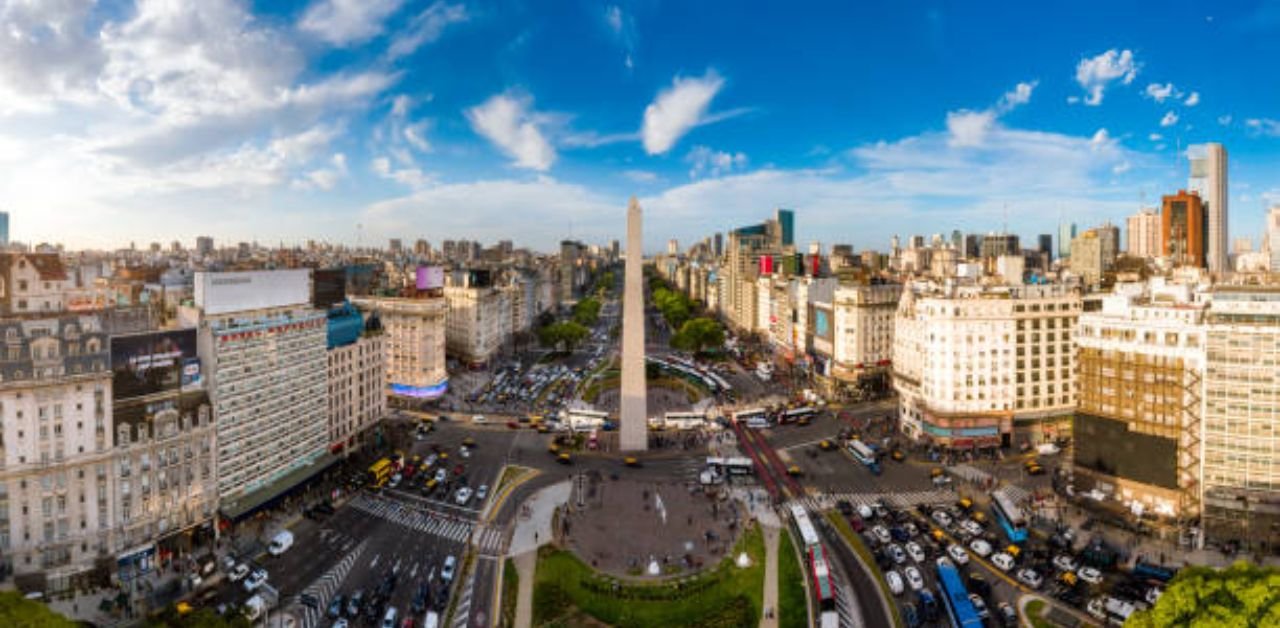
(268, 530), (294, 556)
(381, 606), (398, 628)
(244, 595), (265, 621)
(423, 611), (440, 628)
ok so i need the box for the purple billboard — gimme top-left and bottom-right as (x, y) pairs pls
(416, 265), (444, 290)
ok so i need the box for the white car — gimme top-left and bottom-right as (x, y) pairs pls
(1053, 554), (1079, 573)
(1087, 598), (1106, 620)
(388, 474), (402, 489)
(243, 568), (268, 592)
(968, 594), (989, 619)
(905, 541), (926, 563)
(946, 543), (970, 565)
(931, 510), (953, 527)
(969, 539), (993, 558)
(472, 415), (487, 424)
(1078, 566), (1103, 584)
(904, 566), (924, 591)
(434, 469), (447, 483)
(475, 484), (489, 502)
(886, 570), (905, 595)
(1017, 568), (1043, 589)
(857, 505), (874, 520)
(441, 555), (457, 582)
(460, 447), (471, 459)
(960, 520), (984, 537)
(1145, 587), (1163, 605)
(888, 544), (907, 565)
(991, 552), (1016, 572)
(228, 563), (250, 582)
(872, 525), (892, 545)
(455, 487), (473, 505)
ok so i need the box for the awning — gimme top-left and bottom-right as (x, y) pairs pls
(218, 452), (340, 522)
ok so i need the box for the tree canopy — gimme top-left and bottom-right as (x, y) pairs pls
(572, 297), (602, 326)
(0, 592), (77, 628)
(1126, 561), (1280, 628)
(671, 317), (726, 355)
(538, 321), (590, 352)
(652, 287), (693, 330)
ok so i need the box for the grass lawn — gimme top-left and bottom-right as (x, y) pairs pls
(500, 558), (519, 628)
(778, 529), (809, 628)
(532, 523), (766, 628)
(1025, 599), (1055, 628)
(825, 511), (904, 628)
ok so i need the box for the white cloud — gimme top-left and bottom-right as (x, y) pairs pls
(1144, 82), (1178, 102)
(605, 6), (623, 34)
(299, 0), (404, 47)
(1160, 111), (1179, 127)
(1148, 133), (1163, 141)
(1075, 49), (1139, 105)
(686, 146), (748, 179)
(642, 70), (727, 155)
(1089, 128), (1113, 149)
(997, 81), (1037, 112)
(1184, 91), (1200, 106)
(466, 91), (556, 171)
(1219, 115), (1233, 126)
(1246, 118), (1280, 136)
(623, 169), (659, 183)
(386, 2), (468, 60)
(603, 5), (637, 69)
(296, 152), (348, 190)
(946, 110), (996, 147)
(0, 0), (106, 111)
(1112, 161), (1131, 174)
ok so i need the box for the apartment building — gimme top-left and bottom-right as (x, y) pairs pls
(326, 304), (386, 454)
(352, 295), (448, 400)
(893, 284), (1080, 449)
(444, 284), (512, 366)
(193, 270), (329, 520)
(822, 284), (900, 398)
(0, 253), (71, 315)
(1073, 284), (1205, 521)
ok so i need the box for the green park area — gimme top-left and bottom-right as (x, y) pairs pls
(532, 523), (765, 627)
(778, 529), (809, 628)
(1126, 561), (1280, 627)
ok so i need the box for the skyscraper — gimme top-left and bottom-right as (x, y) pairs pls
(1058, 222), (1077, 259)
(0, 210), (8, 246)
(1126, 209), (1161, 258)
(1037, 234), (1053, 262)
(1189, 143), (1228, 273)
(1267, 206), (1280, 271)
(1162, 190), (1206, 268)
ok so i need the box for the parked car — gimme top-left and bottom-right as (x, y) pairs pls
(1017, 568), (1043, 589)
(228, 563), (250, 582)
(455, 487), (473, 506)
(997, 602), (1018, 627)
(947, 544), (970, 565)
(991, 552), (1016, 571)
(1053, 554), (1079, 573)
(968, 594), (990, 619)
(905, 541), (926, 563)
(1078, 566), (1104, 584)
(872, 525), (892, 545)
(347, 591), (364, 618)
(932, 510), (953, 527)
(441, 555), (457, 582)
(886, 570), (905, 595)
(969, 539), (993, 558)
(889, 544), (907, 564)
(905, 566), (924, 591)
(243, 568), (268, 592)
(475, 484), (489, 502)
(327, 594), (345, 618)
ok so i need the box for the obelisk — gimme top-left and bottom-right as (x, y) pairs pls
(619, 197), (648, 451)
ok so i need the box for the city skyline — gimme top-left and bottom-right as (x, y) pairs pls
(3, 1), (1280, 252)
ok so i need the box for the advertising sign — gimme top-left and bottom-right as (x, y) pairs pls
(111, 329), (199, 400)
(194, 270), (311, 315)
(415, 266), (445, 290)
(814, 307), (832, 340)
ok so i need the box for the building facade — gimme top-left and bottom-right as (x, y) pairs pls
(444, 285), (512, 366)
(1189, 143), (1228, 274)
(1162, 190), (1207, 268)
(824, 284), (900, 399)
(1127, 209), (1161, 258)
(0, 253), (71, 316)
(326, 307), (386, 455)
(351, 296), (448, 400)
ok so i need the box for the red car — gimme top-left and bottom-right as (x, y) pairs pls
(849, 516), (865, 533)
(506, 421), (520, 430)
(453, 464), (465, 476)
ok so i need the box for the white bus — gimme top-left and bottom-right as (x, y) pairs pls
(733, 408), (770, 429)
(706, 457), (754, 476)
(663, 411), (708, 430)
(778, 406), (818, 424)
(565, 409), (610, 432)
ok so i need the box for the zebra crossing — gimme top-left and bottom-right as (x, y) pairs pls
(470, 524), (508, 556)
(351, 494), (474, 544)
(830, 560), (864, 628)
(1000, 483), (1033, 505)
(790, 489), (954, 513)
(291, 540), (368, 628)
(449, 567), (476, 628)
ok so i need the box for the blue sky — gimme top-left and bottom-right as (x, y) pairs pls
(2, 0), (1279, 253)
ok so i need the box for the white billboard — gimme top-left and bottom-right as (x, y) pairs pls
(195, 270), (311, 315)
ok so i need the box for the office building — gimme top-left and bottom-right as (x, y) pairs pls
(667, 239), (679, 256)
(195, 236), (213, 256)
(352, 295), (448, 400)
(0, 211), (8, 246)
(1162, 190), (1207, 268)
(1037, 234), (1053, 262)
(1127, 209), (1161, 258)
(192, 270), (329, 519)
(1188, 143), (1228, 274)
(980, 233), (1020, 259)
(444, 282), (512, 366)
(894, 285), (1080, 449)
(326, 304), (386, 455)
(1268, 207), (1280, 272)
(823, 284), (900, 399)
(1058, 223), (1077, 259)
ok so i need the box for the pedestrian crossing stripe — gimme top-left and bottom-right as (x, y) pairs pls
(350, 494), (507, 553)
(787, 490), (954, 514)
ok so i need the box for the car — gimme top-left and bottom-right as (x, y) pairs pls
(347, 591), (364, 618)
(1078, 566), (1103, 584)
(455, 487), (473, 505)
(872, 503), (890, 519)
(221, 555), (237, 573)
(889, 544), (907, 564)
(836, 500), (853, 515)
(228, 563), (250, 582)
(411, 581), (429, 613)
(886, 570), (905, 595)
(905, 566), (924, 591)
(997, 602), (1018, 627)
(1017, 568), (1043, 589)
(472, 415), (486, 424)
(300, 593), (320, 609)
(459, 447), (471, 459)
(890, 526), (910, 543)
(243, 568), (268, 592)
(848, 516), (865, 533)
(931, 510), (953, 527)
(475, 484), (489, 502)
(857, 504), (874, 520)
(872, 525), (892, 545)
(891, 449), (905, 461)
(381, 606), (398, 628)
(968, 594), (990, 618)
(1053, 554), (1079, 573)
(332, 619), (349, 628)
(966, 573), (991, 597)
(946, 544), (970, 565)
(441, 555), (457, 582)
(904, 522), (919, 537)
(903, 602), (921, 627)
(991, 552), (1016, 571)
(388, 474), (402, 489)
(434, 469), (447, 483)
(960, 520), (984, 537)
(969, 539), (993, 558)
(905, 541), (926, 563)
(918, 589), (939, 622)
(506, 421), (520, 429)
(328, 594), (345, 618)
(424, 454), (439, 469)
(1146, 586), (1163, 605)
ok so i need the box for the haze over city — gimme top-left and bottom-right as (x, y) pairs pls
(2, 1), (1280, 251)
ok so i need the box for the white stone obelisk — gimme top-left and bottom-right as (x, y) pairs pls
(619, 197), (648, 451)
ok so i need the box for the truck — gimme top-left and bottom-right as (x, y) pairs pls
(268, 530), (294, 556)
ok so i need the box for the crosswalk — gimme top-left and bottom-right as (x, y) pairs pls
(830, 558), (864, 628)
(1000, 484), (1033, 505)
(790, 490), (954, 513)
(450, 566), (476, 628)
(352, 494), (508, 555)
(291, 540), (368, 628)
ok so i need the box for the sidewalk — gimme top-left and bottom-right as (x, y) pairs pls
(508, 481), (571, 557)
(512, 551), (537, 628)
(760, 524), (780, 628)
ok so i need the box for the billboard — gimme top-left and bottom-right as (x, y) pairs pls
(312, 268), (346, 308)
(813, 306), (833, 341)
(758, 255), (774, 275)
(194, 270), (311, 315)
(415, 266), (445, 290)
(111, 329), (199, 400)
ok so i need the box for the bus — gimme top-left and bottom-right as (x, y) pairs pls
(936, 561), (984, 628)
(664, 411), (707, 430)
(566, 409), (610, 432)
(789, 503), (821, 548)
(734, 408), (771, 429)
(808, 544), (836, 613)
(847, 440), (882, 475)
(990, 488), (1028, 543)
(1102, 597), (1136, 626)
(368, 458), (394, 487)
(779, 406), (818, 424)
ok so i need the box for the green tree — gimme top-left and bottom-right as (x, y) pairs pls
(572, 297), (601, 326)
(671, 317), (726, 355)
(0, 591), (77, 627)
(1126, 561), (1280, 628)
(538, 321), (591, 352)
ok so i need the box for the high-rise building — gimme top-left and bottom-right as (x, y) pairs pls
(444, 283), (512, 366)
(951, 230), (964, 251)
(193, 270), (329, 518)
(963, 234), (981, 259)
(196, 236), (214, 256)
(1037, 234), (1053, 261)
(713, 232), (723, 258)
(325, 304), (386, 455)
(980, 233), (1019, 259)
(1188, 143), (1228, 274)
(352, 295), (449, 399)
(667, 239), (679, 255)
(1162, 190), (1207, 268)
(775, 209), (795, 248)
(389, 238), (403, 254)
(1058, 222), (1077, 259)
(0, 210), (9, 246)
(413, 239), (431, 256)
(1126, 209), (1161, 258)
(1071, 231), (1107, 285)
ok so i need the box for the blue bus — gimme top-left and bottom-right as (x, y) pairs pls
(1132, 561), (1177, 583)
(990, 489), (1029, 543)
(936, 562), (983, 628)
(847, 440), (882, 475)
